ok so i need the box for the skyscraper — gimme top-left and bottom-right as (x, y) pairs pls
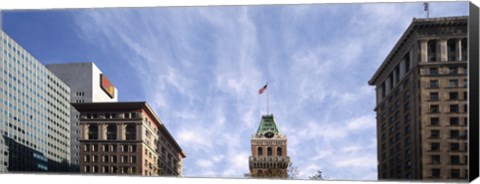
(368, 16), (468, 180)
(47, 62), (118, 172)
(249, 114), (290, 178)
(0, 30), (71, 172)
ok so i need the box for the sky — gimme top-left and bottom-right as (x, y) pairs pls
(0, 1), (469, 180)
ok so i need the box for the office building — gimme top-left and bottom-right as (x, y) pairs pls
(47, 62), (118, 172)
(72, 102), (186, 176)
(368, 16), (468, 180)
(249, 114), (290, 178)
(0, 30), (71, 172)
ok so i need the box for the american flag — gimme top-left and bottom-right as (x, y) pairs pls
(258, 83), (268, 94)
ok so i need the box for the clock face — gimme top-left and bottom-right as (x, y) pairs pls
(264, 131), (274, 138)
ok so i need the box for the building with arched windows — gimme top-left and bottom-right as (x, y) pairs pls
(73, 102), (186, 176)
(249, 114), (290, 178)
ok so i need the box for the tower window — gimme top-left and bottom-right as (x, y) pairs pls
(427, 40), (437, 62)
(88, 124), (98, 140)
(277, 147), (282, 156)
(257, 147), (263, 156)
(267, 147), (272, 156)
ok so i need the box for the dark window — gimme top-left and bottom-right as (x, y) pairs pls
(428, 40), (437, 62)
(450, 155), (460, 165)
(430, 80), (439, 88)
(450, 143), (460, 151)
(450, 130), (460, 139)
(451, 169), (461, 178)
(431, 142), (440, 151)
(404, 53), (411, 71)
(88, 124), (98, 140)
(430, 68), (438, 75)
(449, 92), (458, 100)
(267, 147), (272, 156)
(107, 125), (117, 140)
(461, 38), (467, 61)
(450, 105), (459, 113)
(431, 168), (441, 177)
(449, 67), (457, 74)
(257, 147), (263, 156)
(431, 117), (440, 126)
(450, 117), (459, 126)
(448, 79), (458, 87)
(447, 39), (457, 61)
(125, 125), (136, 140)
(430, 92), (439, 100)
(430, 105), (439, 113)
(430, 130), (440, 138)
(277, 147), (282, 156)
(431, 155), (441, 164)
(464, 91), (468, 100)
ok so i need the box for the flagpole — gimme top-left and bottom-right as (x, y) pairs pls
(267, 84), (269, 115)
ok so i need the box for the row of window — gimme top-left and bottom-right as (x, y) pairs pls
(430, 168), (468, 179)
(84, 144), (136, 153)
(257, 146), (283, 157)
(428, 129), (468, 140)
(429, 117), (468, 126)
(86, 124), (136, 140)
(426, 38), (467, 62)
(429, 104), (468, 113)
(84, 165), (137, 174)
(84, 154), (135, 164)
(429, 142), (468, 152)
(428, 91), (467, 101)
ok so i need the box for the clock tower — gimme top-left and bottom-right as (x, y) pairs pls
(249, 114), (290, 178)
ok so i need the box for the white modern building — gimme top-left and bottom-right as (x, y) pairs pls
(0, 30), (71, 172)
(46, 62), (118, 172)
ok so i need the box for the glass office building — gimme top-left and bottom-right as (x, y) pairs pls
(0, 30), (71, 172)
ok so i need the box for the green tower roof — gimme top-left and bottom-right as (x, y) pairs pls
(256, 114), (280, 135)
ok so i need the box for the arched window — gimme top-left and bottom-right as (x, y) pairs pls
(88, 124), (98, 140)
(107, 124), (117, 140)
(428, 40), (437, 62)
(257, 147), (263, 156)
(267, 147), (272, 156)
(277, 147), (282, 156)
(126, 124), (136, 140)
(447, 39), (457, 61)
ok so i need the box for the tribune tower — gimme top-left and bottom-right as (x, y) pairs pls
(249, 114), (290, 178)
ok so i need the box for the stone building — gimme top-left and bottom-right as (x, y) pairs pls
(249, 114), (290, 178)
(368, 16), (468, 180)
(73, 102), (186, 176)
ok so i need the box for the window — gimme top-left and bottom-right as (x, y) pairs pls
(463, 79), (468, 87)
(449, 67), (457, 74)
(449, 92), (458, 100)
(464, 91), (468, 100)
(125, 125), (136, 140)
(450, 155), (460, 165)
(428, 40), (437, 62)
(267, 147), (272, 156)
(451, 169), (461, 178)
(277, 147), (282, 156)
(257, 147), (263, 156)
(430, 130), (440, 138)
(107, 125), (117, 140)
(431, 155), (440, 164)
(430, 68), (438, 75)
(430, 80), (439, 88)
(450, 130), (460, 139)
(88, 124), (98, 140)
(429, 92), (439, 101)
(447, 39), (457, 61)
(450, 117), (459, 126)
(430, 117), (440, 126)
(430, 105), (439, 113)
(431, 168), (441, 178)
(448, 79), (458, 87)
(450, 143), (460, 151)
(431, 143), (440, 151)
(450, 104), (459, 113)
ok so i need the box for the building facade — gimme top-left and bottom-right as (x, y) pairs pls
(249, 114), (290, 178)
(73, 102), (185, 176)
(368, 16), (468, 180)
(47, 62), (118, 172)
(0, 30), (71, 172)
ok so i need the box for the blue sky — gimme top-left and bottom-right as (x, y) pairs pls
(0, 2), (468, 180)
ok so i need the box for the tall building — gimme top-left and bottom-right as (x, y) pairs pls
(47, 62), (118, 172)
(249, 114), (290, 178)
(72, 102), (186, 176)
(0, 30), (71, 172)
(368, 16), (468, 180)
